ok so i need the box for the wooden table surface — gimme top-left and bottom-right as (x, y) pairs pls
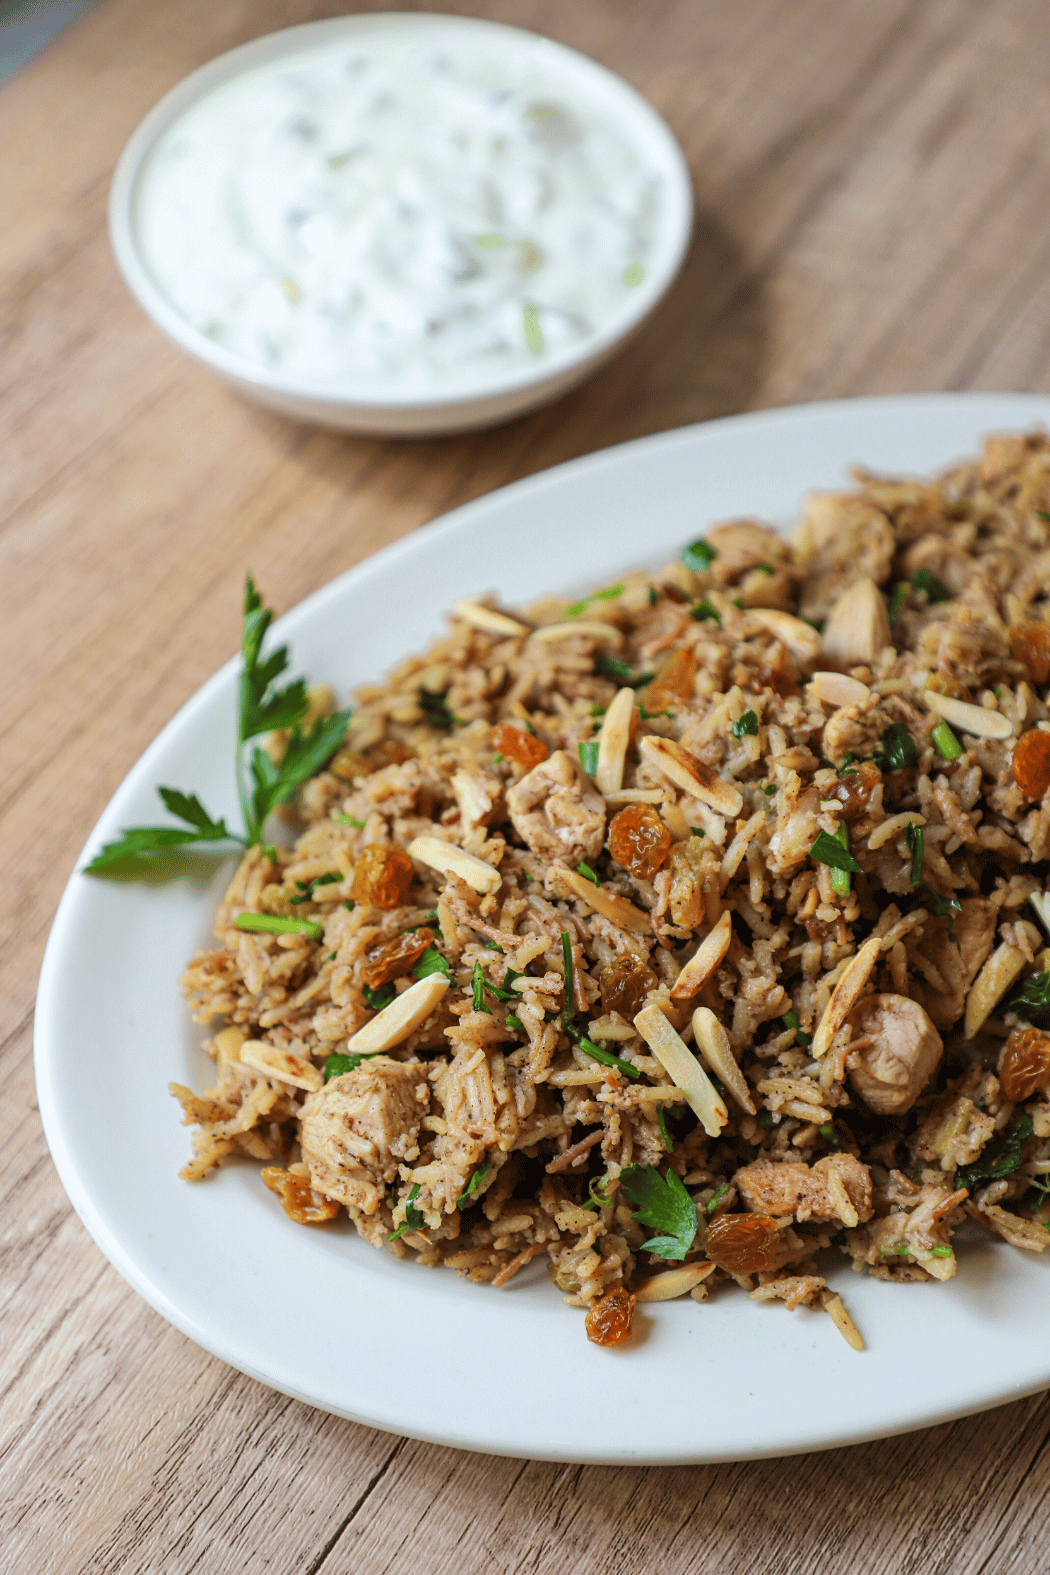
(6, 0), (1050, 1569)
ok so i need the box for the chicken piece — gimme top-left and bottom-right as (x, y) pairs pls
(733, 1154), (874, 1225)
(703, 519), (792, 586)
(911, 1091), (995, 1169)
(506, 749), (606, 865)
(300, 1057), (429, 1214)
(450, 766), (503, 829)
(821, 578), (891, 666)
(794, 496), (896, 621)
(765, 780), (822, 877)
(922, 897), (997, 1031)
(847, 994), (943, 1115)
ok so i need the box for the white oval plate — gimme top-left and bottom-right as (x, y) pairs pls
(36, 394), (1050, 1463)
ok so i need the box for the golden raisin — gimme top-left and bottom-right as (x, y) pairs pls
(646, 648), (698, 710)
(608, 804), (673, 879)
(999, 1025), (1050, 1102)
(824, 759), (882, 822)
(362, 927), (434, 988)
(261, 1167), (340, 1225)
(1011, 729), (1050, 800)
(600, 952), (659, 1018)
(351, 844), (414, 908)
(585, 1287), (635, 1346)
(704, 1214), (782, 1275)
(492, 721), (548, 771)
(1011, 621), (1050, 686)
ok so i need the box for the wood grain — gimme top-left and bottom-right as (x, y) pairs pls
(5, 0), (1050, 1569)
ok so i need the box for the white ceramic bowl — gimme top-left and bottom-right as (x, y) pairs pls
(108, 13), (694, 437)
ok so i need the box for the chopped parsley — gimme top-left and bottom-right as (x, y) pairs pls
(755, 563), (775, 575)
(911, 568), (952, 605)
(732, 709), (759, 738)
(472, 961), (492, 1014)
(681, 539), (717, 573)
(335, 814), (366, 828)
(656, 1105), (673, 1153)
(837, 753), (862, 776)
(758, 1110), (776, 1128)
(782, 1010), (811, 1049)
(887, 581), (908, 621)
(648, 585), (658, 607)
(620, 1164), (698, 1260)
(825, 823), (855, 895)
(818, 1124), (838, 1145)
(323, 1049), (382, 1080)
(576, 861), (600, 886)
(1007, 972), (1050, 1027)
(388, 1183), (425, 1242)
(566, 583), (625, 618)
(456, 1160), (492, 1210)
(873, 722), (919, 772)
(905, 822), (924, 887)
(690, 825), (706, 838)
(362, 982), (396, 1011)
(595, 654), (653, 688)
(931, 719), (964, 760)
(809, 828), (862, 876)
(957, 1115), (1035, 1192)
(419, 687), (456, 730)
(690, 600), (720, 623)
(235, 912), (323, 940)
(83, 577), (350, 873)
(412, 945), (451, 981)
(760, 782), (777, 796)
(290, 869), (342, 905)
(505, 1013), (525, 1033)
(705, 1180), (730, 1214)
(578, 740), (600, 775)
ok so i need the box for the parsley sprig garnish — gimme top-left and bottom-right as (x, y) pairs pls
(620, 1164), (698, 1259)
(84, 577), (350, 874)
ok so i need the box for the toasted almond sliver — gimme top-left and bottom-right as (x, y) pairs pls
(634, 1263), (716, 1302)
(691, 1005), (756, 1114)
(820, 1289), (864, 1351)
(527, 620), (624, 648)
(558, 867), (650, 932)
(345, 974), (451, 1056)
(406, 834), (502, 894)
(747, 608), (823, 660)
(1030, 891), (1050, 936)
(214, 1026), (246, 1072)
(451, 599), (530, 638)
(923, 689), (1014, 740)
(638, 736), (744, 818)
(633, 1005), (728, 1137)
(602, 788), (666, 805)
(812, 935), (883, 1058)
(867, 811), (926, 852)
(595, 687), (636, 795)
(240, 1040), (324, 1093)
(671, 912), (732, 1000)
(810, 671), (872, 708)
(964, 941), (1026, 1039)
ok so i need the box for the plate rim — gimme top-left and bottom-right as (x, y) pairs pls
(35, 390), (1050, 1463)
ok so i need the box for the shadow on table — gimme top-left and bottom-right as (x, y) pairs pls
(244, 202), (769, 509)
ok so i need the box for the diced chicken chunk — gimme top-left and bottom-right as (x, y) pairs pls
(450, 766), (503, 829)
(506, 749), (606, 865)
(847, 994), (943, 1115)
(734, 1154), (874, 1224)
(821, 577), (891, 666)
(922, 897), (997, 1031)
(300, 1057), (429, 1214)
(703, 519), (792, 586)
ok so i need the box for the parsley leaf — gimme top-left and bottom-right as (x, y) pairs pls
(911, 568), (952, 605)
(809, 828), (862, 875)
(472, 961), (492, 1014)
(576, 860), (600, 886)
(957, 1116), (1034, 1192)
(388, 1183), (425, 1241)
(419, 687), (456, 730)
(905, 823), (924, 887)
(456, 1159), (492, 1210)
(732, 709), (759, 738)
(690, 600), (720, 623)
(681, 539), (717, 572)
(656, 1105), (673, 1153)
(873, 722), (919, 773)
(887, 581), (908, 621)
(505, 1012), (525, 1032)
(323, 1049), (382, 1080)
(1007, 972), (1050, 1026)
(413, 945), (451, 981)
(705, 1180), (730, 1214)
(595, 654), (653, 688)
(782, 1010), (811, 1048)
(82, 792), (238, 872)
(363, 982), (396, 1011)
(619, 1164), (698, 1259)
(290, 870), (342, 904)
(335, 814), (366, 828)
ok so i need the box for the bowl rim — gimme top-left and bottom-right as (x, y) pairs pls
(108, 11), (695, 415)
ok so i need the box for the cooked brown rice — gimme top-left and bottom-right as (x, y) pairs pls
(174, 429), (1050, 1347)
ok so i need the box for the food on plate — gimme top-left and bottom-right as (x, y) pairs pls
(92, 430), (1050, 1348)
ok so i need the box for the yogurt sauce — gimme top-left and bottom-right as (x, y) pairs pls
(135, 37), (666, 392)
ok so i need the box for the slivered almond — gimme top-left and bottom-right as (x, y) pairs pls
(820, 1289), (864, 1351)
(671, 912), (732, 1000)
(633, 1005), (728, 1137)
(747, 608), (823, 660)
(406, 834), (502, 894)
(634, 1262), (716, 1302)
(867, 811), (926, 851)
(558, 867), (650, 932)
(923, 689), (1013, 740)
(595, 687), (636, 794)
(240, 1040), (324, 1092)
(810, 671), (871, 708)
(812, 935), (882, 1058)
(638, 736), (744, 818)
(691, 1006), (755, 1114)
(527, 620), (624, 648)
(964, 941), (1026, 1038)
(214, 1026), (245, 1072)
(452, 599), (530, 638)
(602, 788), (666, 805)
(345, 974), (450, 1055)
(1029, 891), (1050, 936)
